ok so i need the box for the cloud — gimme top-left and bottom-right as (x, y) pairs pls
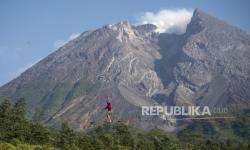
(53, 32), (80, 49)
(137, 8), (193, 34)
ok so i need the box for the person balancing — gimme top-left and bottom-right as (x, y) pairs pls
(104, 96), (112, 123)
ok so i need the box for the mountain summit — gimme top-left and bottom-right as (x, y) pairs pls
(1, 9), (250, 131)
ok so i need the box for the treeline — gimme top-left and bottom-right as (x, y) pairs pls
(0, 98), (249, 150)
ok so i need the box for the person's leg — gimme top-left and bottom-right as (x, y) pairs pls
(106, 111), (109, 122)
(107, 111), (112, 123)
(109, 111), (112, 122)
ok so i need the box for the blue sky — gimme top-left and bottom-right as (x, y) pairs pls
(0, 0), (250, 86)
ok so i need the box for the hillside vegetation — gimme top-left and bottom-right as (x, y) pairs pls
(0, 98), (249, 150)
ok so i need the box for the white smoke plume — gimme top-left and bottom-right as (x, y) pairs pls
(138, 8), (193, 34)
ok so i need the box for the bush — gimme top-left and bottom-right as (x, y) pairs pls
(15, 144), (36, 150)
(0, 143), (16, 150)
(41, 145), (58, 150)
(113, 145), (130, 150)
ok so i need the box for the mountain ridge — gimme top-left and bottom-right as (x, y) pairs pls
(1, 8), (250, 131)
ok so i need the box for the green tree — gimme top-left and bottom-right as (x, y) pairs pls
(0, 99), (14, 141)
(177, 128), (206, 149)
(28, 122), (50, 145)
(12, 97), (29, 142)
(59, 122), (78, 150)
(32, 108), (44, 123)
(13, 97), (26, 119)
(135, 133), (155, 150)
(113, 123), (135, 149)
(147, 129), (180, 150)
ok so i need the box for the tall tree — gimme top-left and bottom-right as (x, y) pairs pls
(0, 99), (12, 118)
(59, 122), (77, 150)
(12, 97), (29, 142)
(13, 97), (26, 119)
(0, 99), (13, 141)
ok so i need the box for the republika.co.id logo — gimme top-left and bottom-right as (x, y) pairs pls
(141, 105), (233, 120)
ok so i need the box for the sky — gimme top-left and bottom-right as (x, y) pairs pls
(0, 0), (250, 86)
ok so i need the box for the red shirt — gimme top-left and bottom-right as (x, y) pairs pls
(106, 102), (112, 111)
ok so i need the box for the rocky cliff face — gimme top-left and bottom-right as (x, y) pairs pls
(0, 9), (250, 131)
